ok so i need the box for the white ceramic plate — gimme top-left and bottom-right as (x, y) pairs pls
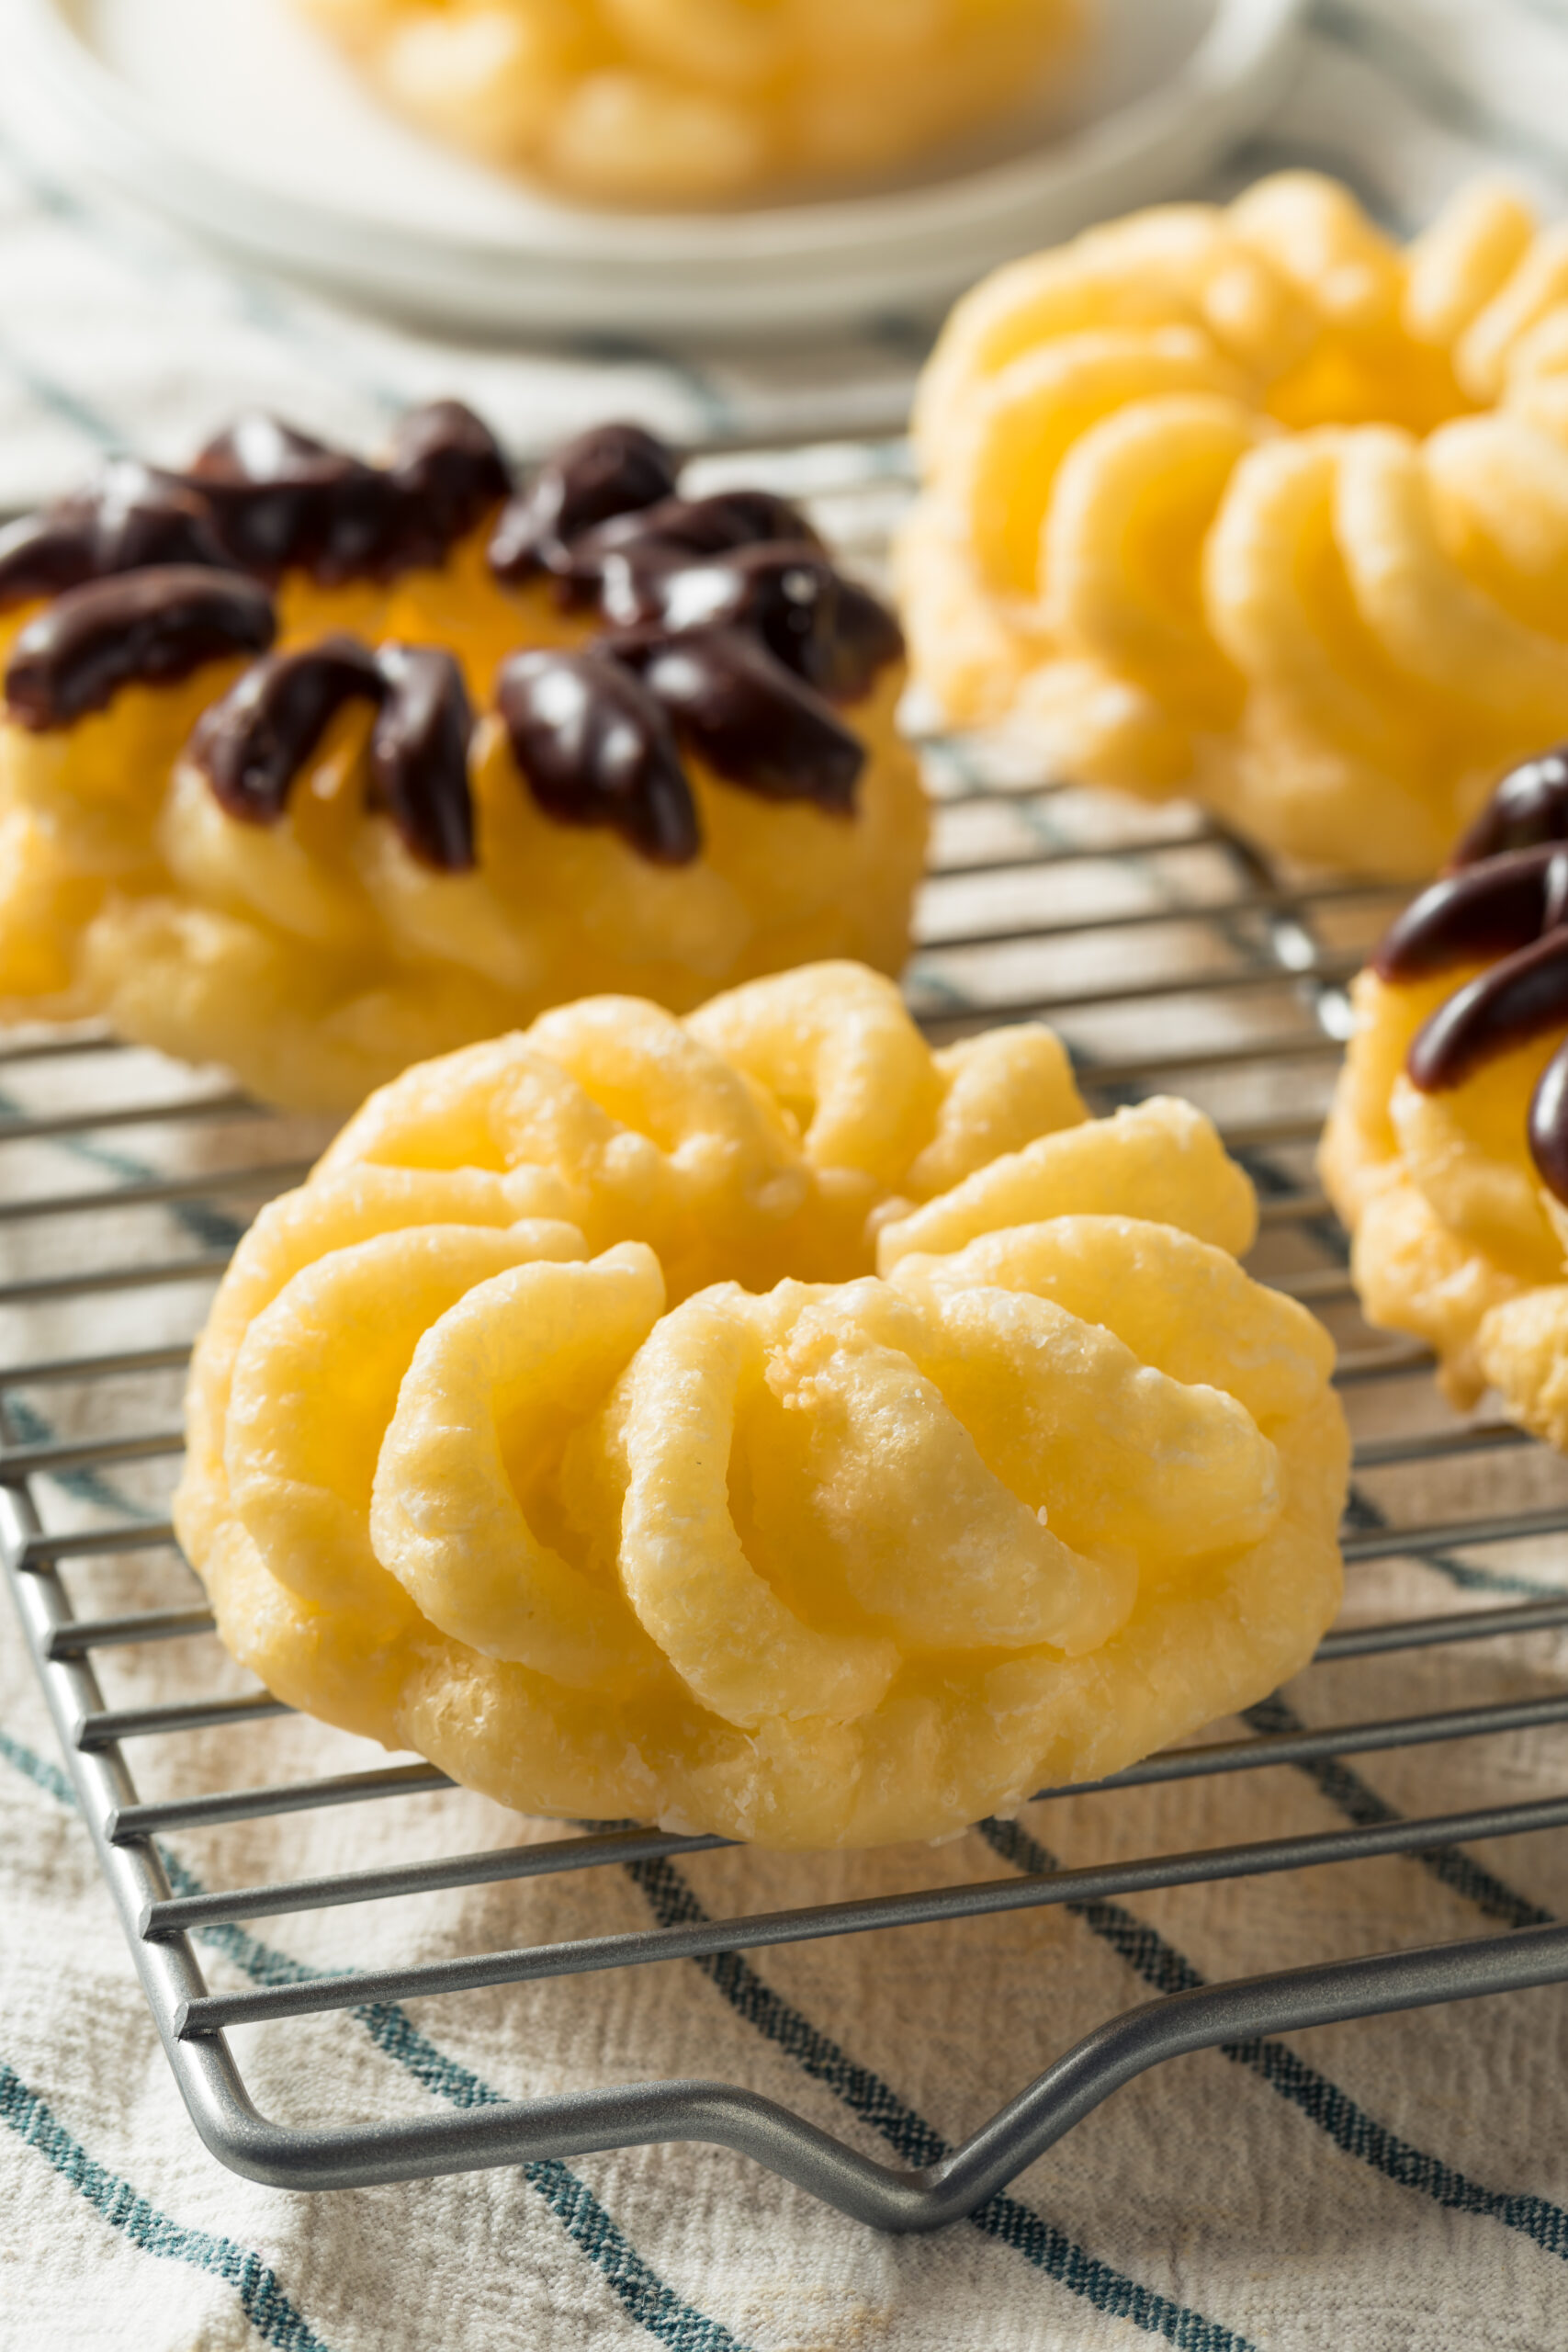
(7, 0), (1307, 337)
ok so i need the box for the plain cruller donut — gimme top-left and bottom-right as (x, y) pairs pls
(180, 962), (1349, 1849)
(900, 173), (1568, 877)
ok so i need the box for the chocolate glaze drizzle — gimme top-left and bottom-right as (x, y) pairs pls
(186, 401), (511, 584)
(9, 410), (906, 888)
(1450, 746), (1568, 867)
(0, 401), (511, 609)
(497, 650), (699, 865)
(487, 424), (680, 582)
(1375, 843), (1568, 991)
(380, 402), (513, 565)
(5, 567), (276, 730)
(370, 644), (476, 872)
(1529, 1040), (1568, 1209)
(492, 615), (873, 864)
(195, 637), (380, 823)
(553, 490), (821, 617)
(0, 460), (234, 612)
(486, 426), (901, 697)
(1375, 744), (1568, 1202)
(1406, 921), (1568, 1092)
(607, 542), (902, 703)
(190, 635), (475, 872)
(610, 627), (865, 808)
(479, 423), (902, 855)
(483, 424), (895, 662)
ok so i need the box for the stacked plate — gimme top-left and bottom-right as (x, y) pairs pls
(11, 0), (1306, 337)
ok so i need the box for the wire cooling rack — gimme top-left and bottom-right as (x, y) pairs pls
(8, 435), (1568, 2233)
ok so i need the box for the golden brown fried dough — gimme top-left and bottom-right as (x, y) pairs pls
(181, 963), (1348, 1847)
(900, 174), (1568, 877)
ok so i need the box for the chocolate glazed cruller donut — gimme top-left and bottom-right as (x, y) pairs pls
(178, 963), (1348, 1849)
(0, 413), (923, 1111)
(1323, 746), (1568, 1443)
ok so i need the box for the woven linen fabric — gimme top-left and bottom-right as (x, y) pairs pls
(9, 3), (1568, 2347)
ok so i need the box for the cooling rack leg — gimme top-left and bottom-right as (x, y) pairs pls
(112, 1920), (1568, 2230)
(0, 1464), (260, 2151)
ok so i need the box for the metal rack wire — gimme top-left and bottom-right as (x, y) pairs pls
(8, 438), (1568, 2232)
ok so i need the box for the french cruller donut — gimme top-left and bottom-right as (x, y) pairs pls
(180, 961), (1349, 1848)
(288, 0), (1085, 209)
(900, 173), (1568, 876)
(0, 413), (924, 1110)
(1325, 746), (1568, 1444)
